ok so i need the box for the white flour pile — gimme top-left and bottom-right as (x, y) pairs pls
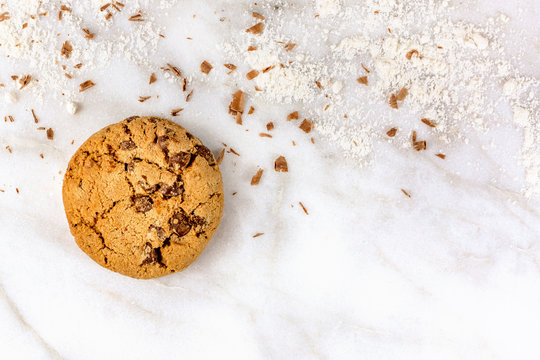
(223, 0), (540, 196)
(0, 0), (178, 105)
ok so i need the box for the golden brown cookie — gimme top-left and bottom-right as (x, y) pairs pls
(62, 116), (223, 279)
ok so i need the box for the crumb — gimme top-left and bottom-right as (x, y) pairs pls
(274, 156), (288, 172)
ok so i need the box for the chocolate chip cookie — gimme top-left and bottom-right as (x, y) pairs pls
(62, 116), (224, 279)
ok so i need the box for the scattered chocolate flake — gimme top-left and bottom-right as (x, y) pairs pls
(229, 90), (245, 120)
(315, 81), (322, 89)
(284, 43), (296, 51)
(16, 188), (19, 194)
(31, 109), (38, 123)
(129, 13), (144, 21)
(74, 63), (83, 69)
(46, 128), (54, 140)
(11, 75), (19, 81)
(252, 12), (265, 20)
(65, 73), (72, 79)
(357, 76), (368, 86)
(37, 127), (46, 130)
(200, 60), (213, 75)
(266, 122), (274, 131)
(421, 118), (436, 128)
(251, 168), (264, 185)
(40, 153), (44, 159)
(224, 63), (237, 74)
(248, 45), (258, 51)
(248, 106), (255, 115)
(292, 141), (296, 146)
(100, 3), (111, 11)
(105, 12), (112, 20)
(254, 86), (262, 91)
(361, 63), (371, 73)
(401, 189), (411, 198)
(259, 133), (272, 138)
(185, 89), (193, 102)
(397, 87), (408, 101)
(149, 73), (157, 84)
(262, 65), (275, 73)
(171, 108), (184, 116)
(235, 113), (243, 125)
(386, 127), (397, 137)
(182, 78), (187, 92)
(19, 75), (32, 90)
(166, 63), (182, 77)
(82, 28), (95, 39)
(216, 148), (225, 165)
(79, 80), (95, 92)
(246, 69), (259, 80)
(22, 23), (28, 29)
(132, 195), (153, 213)
(246, 22), (264, 35)
(5, 145), (12, 153)
(310, 137), (315, 144)
(119, 139), (136, 150)
(299, 119), (313, 133)
(411, 131), (427, 151)
(299, 202), (309, 215)
(229, 148), (240, 156)
(436, 153), (446, 159)
(61, 40), (72, 58)
(0, 12), (10, 22)
(274, 156), (288, 172)
(389, 93), (398, 109)
(138, 96), (151, 102)
(287, 111), (299, 121)
(406, 49), (419, 60)
(7, 115), (14, 123)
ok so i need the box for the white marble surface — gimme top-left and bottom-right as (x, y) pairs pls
(1, 0), (540, 359)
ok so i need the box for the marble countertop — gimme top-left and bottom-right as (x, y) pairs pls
(1, 0), (540, 359)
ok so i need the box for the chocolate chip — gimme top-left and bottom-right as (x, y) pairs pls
(119, 139), (137, 150)
(106, 144), (114, 153)
(185, 132), (195, 140)
(159, 181), (184, 199)
(132, 195), (153, 213)
(149, 225), (166, 240)
(157, 135), (169, 153)
(169, 211), (191, 236)
(190, 215), (206, 227)
(138, 180), (159, 193)
(169, 152), (191, 169)
(141, 242), (161, 265)
(125, 116), (139, 123)
(122, 124), (132, 135)
(195, 145), (215, 166)
(126, 162), (135, 172)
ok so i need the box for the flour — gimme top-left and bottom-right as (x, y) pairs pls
(224, 0), (540, 196)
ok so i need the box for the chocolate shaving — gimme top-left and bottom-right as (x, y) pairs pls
(401, 189), (411, 198)
(248, 106), (255, 115)
(246, 22), (264, 35)
(5, 145), (12, 153)
(228, 148), (240, 156)
(61, 40), (72, 58)
(31, 109), (38, 123)
(229, 90), (245, 118)
(216, 148), (225, 165)
(149, 73), (157, 84)
(406, 49), (419, 60)
(252, 12), (265, 20)
(284, 43), (296, 51)
(397, 87), (408, 101)
(251, 168), (264, 185)
(357, 76), (368, 86)
(411, 131), (427, 151)
(248, 45), (258, 51)
(246, 69), (259, 80)
(129, 13), (144, 21)
(171, 108), (184, 116)
(315, 81), (322, 89)
(421, 118), (436, 128)
(262, 65), (275, 73)
(266, 122), (274, 131)
(274, 156), (288, 172)
(182, 78), (187, 91)
(0, 12), (11, 22)
(138, 96), (151, 102)
(253, 233), (264, 238)
(19, 75), (32, 90)
(259, 133), (272, 138)
(46, 128), (54, 140)
(436, 153), (446, 159)
(185, 89), (193, 102)
(389, 93), (398, 109)
(299, 202), (309, 215)
(200, 60), (213, 74)
(8, 115), (14, 123)
(299, 119), (313, 133)
(361, 63), (371, 73)
(74, 63), (83, 69)
(386, 127), (397, 137)
(100, 4), (110, 11)
(166, 63), (182, 77)
(287, 111), (299, 121)
(79, 80), (95, 92)
(82, 28), (94, 39)
(224, 63), (237, 74)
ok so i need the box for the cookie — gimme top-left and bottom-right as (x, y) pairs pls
(62, 116), (224, 279)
